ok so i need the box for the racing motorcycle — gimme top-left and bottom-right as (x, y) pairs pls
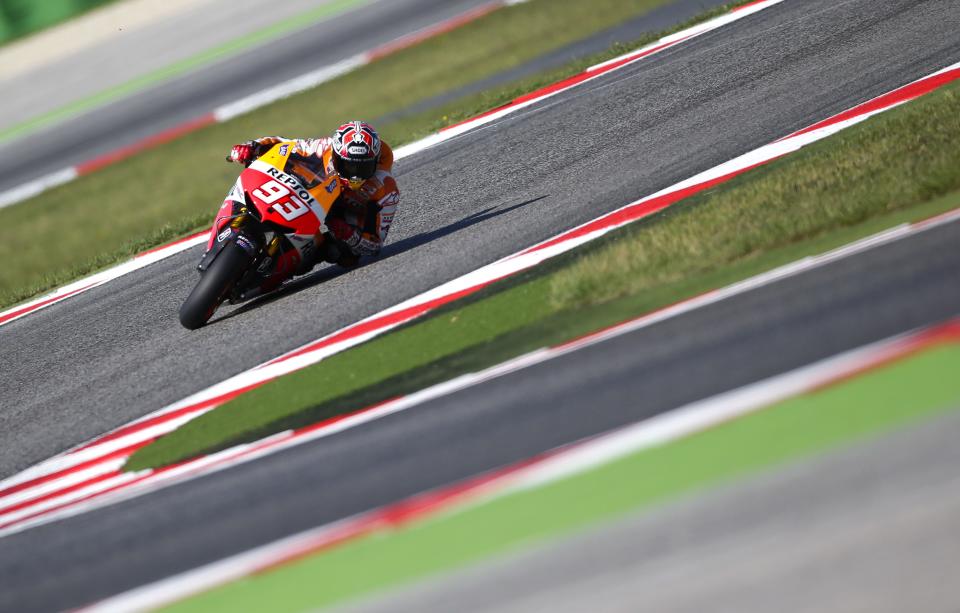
(178, 142), (346, 330)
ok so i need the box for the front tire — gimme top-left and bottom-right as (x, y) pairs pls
(179, 241), (252, 330)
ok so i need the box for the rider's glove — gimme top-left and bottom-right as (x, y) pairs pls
(327, 218), (381, 257)
(226, 141), (258, 165)
(355, 232), (381, 256)
(327, 217), (359, 247)
(358, 175), (383, 199)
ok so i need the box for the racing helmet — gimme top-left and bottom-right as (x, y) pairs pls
(331, 121), (381, 190)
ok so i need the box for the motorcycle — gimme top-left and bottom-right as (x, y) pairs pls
(178, 142), (346, 329)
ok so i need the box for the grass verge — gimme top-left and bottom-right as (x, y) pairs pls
(550, 82), (960, 307)
(0, 0), (735, 308)
(161, 342), (960, 613)
(125, 78), (960, 472)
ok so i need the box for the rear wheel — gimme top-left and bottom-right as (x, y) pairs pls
(179, 241), (252, 329)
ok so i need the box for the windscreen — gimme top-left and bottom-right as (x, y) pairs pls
(285, 153), (328, 190)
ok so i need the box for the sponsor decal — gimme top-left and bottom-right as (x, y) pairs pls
(263, 167), (315, 203)
(347, 145), (368, 155)
(380, 192), (399, 207)
(279, 144), (289, 156)
(325, 178), (338, 194)
(228, 180), (244, 202)
(287, 234), (316, 260)
(300, 240), (315, 259)
(235, 234), (258, 254)
(217, 228), (232, 242)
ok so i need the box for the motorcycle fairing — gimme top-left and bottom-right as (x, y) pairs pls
(198, 227), (231, 272)
(197, 141), (344, 293)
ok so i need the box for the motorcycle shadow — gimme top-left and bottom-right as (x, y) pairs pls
(214, 194), (548, 323)
(216, 265), (351, 323)
(377, 194), (547, 261)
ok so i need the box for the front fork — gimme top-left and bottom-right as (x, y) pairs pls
(199, 202), (267, 274)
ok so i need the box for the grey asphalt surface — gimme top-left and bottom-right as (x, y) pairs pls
(0, 0), (492, 194)
(343, 405), (960, 613)
(1, 0), (959, 609)
(0, 0), (374, 127)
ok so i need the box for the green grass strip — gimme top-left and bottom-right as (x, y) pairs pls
(124, 277), (554, 470)
(0, 0), (121, 48)
(549, 82), (960, 308)
(161, 343), (960, 613)
(0, 0), (374, 143)
(125, 76), (960, 472)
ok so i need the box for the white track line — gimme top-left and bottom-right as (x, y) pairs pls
(212, 56), (367, 122)
(0, 167), (76, 209)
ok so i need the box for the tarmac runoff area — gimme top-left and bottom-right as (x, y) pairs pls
(343, 405), (960, 613)
(0, 0), (494, 138)
(0, 0), (371, 130)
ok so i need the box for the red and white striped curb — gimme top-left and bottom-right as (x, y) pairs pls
(81, 318), (960, 612)
(1, 55), (958, 539)
(0, 0), (786, 327)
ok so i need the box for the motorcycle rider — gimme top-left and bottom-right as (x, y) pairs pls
(226, 121), (399, 273)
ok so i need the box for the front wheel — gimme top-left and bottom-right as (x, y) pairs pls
(179, 241), (252, 329)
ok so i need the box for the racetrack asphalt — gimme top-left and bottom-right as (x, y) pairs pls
(0, 0), (365, 122)
(1, 0), (959, 609)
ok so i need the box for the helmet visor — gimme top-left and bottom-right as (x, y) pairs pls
(338, 157), (377, 181)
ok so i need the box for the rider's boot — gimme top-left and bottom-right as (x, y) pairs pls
(260, 250), (301, 292)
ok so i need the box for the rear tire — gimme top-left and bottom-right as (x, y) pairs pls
(179, 241), (252, 330)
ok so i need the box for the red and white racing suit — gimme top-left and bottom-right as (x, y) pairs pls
(222, 135), (400, 259)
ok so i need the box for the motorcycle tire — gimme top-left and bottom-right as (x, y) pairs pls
(178, 241), (251, 330)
